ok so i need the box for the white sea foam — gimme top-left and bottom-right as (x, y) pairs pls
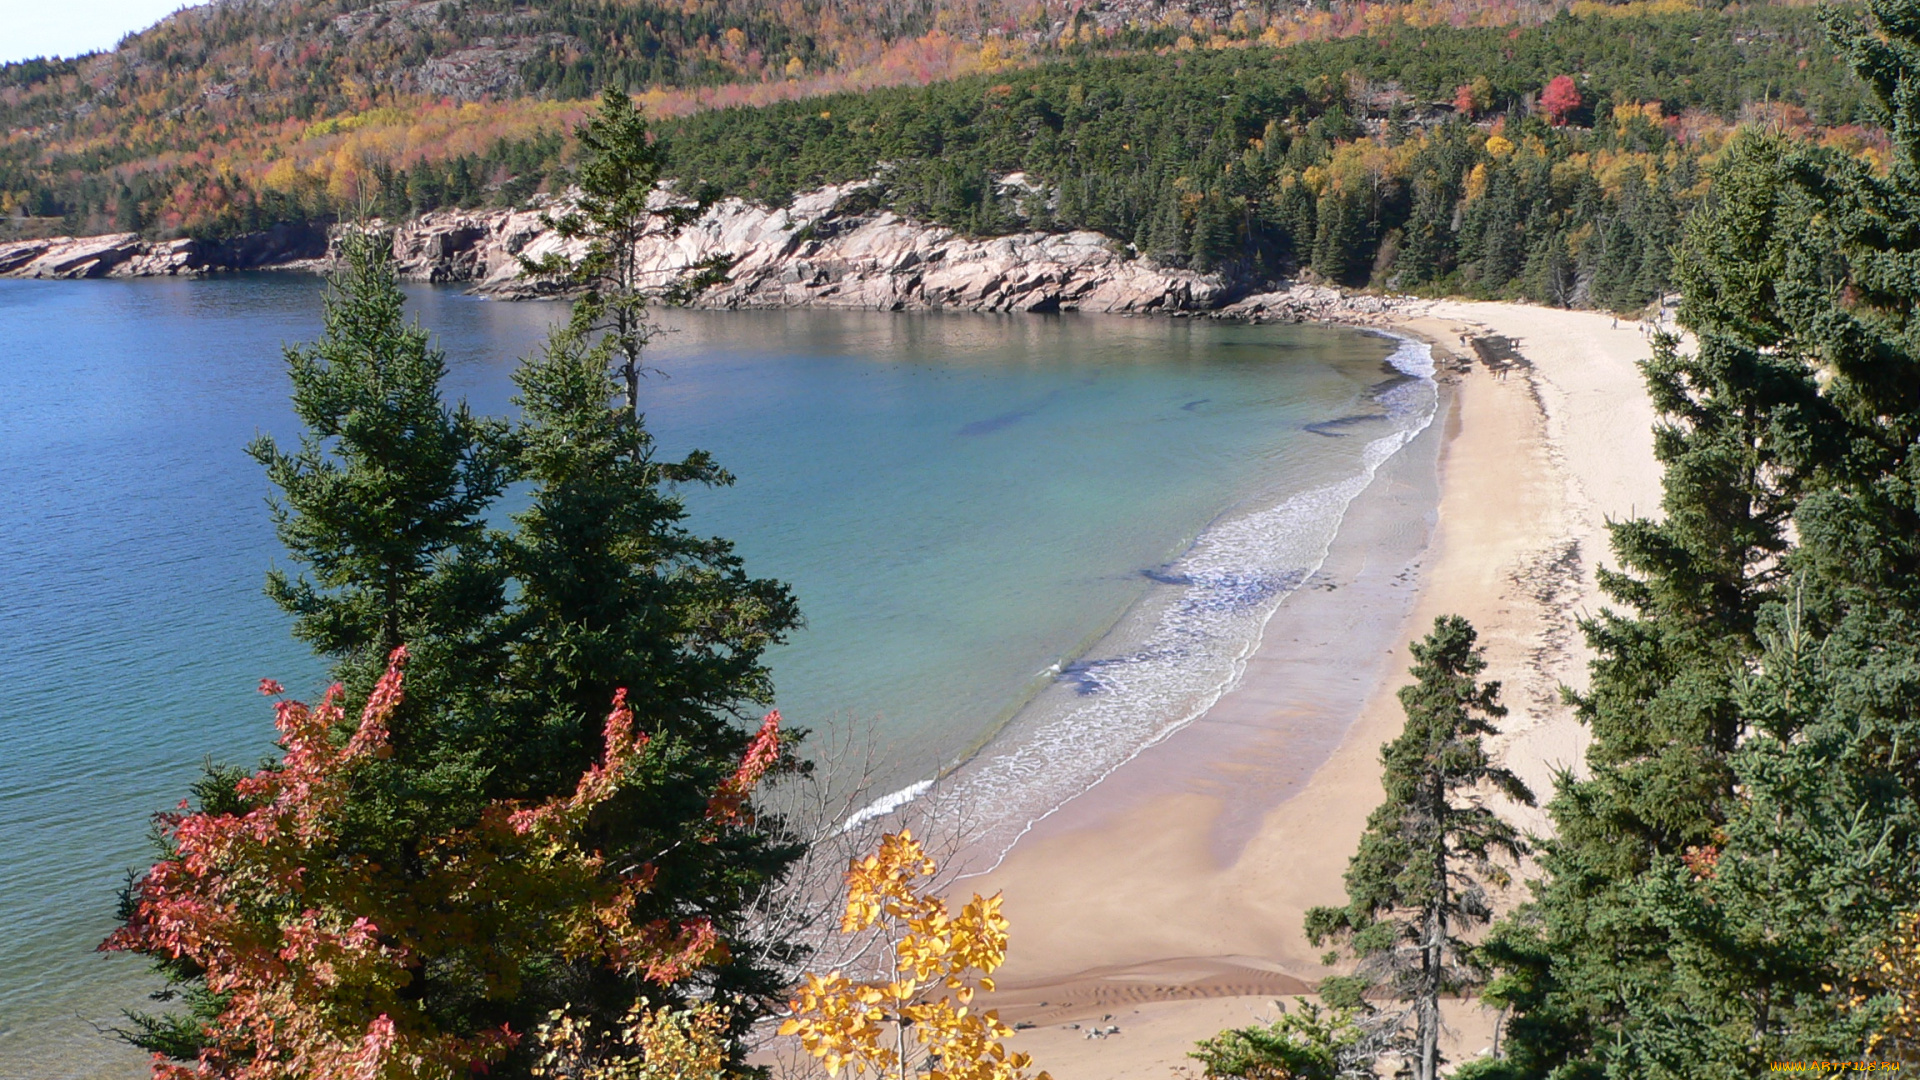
(869, 334), (1439, 868)
(842, 779), (935, 832)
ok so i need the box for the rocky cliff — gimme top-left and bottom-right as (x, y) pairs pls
(0, 224), (329, 281)
(2, 184), (1261, 316)
(385, 182), (1239, 314)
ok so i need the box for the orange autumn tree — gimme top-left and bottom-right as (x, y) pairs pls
(780, 831), (1049, 1080)
(104, 648), (782, 1080)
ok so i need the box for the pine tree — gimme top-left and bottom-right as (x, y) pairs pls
(127, 232), (520, 1064)
(120, 106), (805, 1070)
(247, 228), (514, 708)
(1467, 131), (1847, 1080)
(1473, 1), (1920, 1070)
(1310, 185), (1368, 285)
(497, 325), (803, 1035)
(1188, 190), (1237, 273)
(523, 87), (726, 419)
(1306, 616), (1533, 1080)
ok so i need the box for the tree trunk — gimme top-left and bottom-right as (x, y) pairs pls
(1418, 777), (1450, 1080)
(1418, 911), (1441, 1080)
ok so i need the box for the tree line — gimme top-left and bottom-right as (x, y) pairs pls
(3, 0), (1876, 306)
(664, 3), (1872, 311)
(1186, 0), (1920, 1075)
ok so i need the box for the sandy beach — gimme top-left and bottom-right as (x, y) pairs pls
(970, 300), (1665, 1077)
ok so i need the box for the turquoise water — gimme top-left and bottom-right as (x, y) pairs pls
(0, 276), (1415, 1077)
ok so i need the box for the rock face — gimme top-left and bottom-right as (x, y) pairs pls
(1217, 283), (1436, 327)
(2, 183), (1240, 314)
(465, 183), (1235, 314)
(0, 233), (150, 278)
(0, 223), (328, 280)
(389, 208), (550, 284)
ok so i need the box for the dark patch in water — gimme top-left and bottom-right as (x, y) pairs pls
(958, 386), (1075, 436)
(1305, 413), (1388, 437)
(1180, 398), (1210, 412)
(1059, 660), (1112, 696)
(959, 410), (1034, 435)
(1179, 568), (1308, 615)
(1142, 567), (1193, 585)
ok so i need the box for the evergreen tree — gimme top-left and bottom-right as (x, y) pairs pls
(1188, 190), (1236, 273)
(497, 325), (803, 1037)
(126, 232), (519, 1062)
(1310, 185), (1369, 285)
(1472, 0), (1920, 1070)
(1306, 616), (1533, 1080)
(507, 87), (803, 1044)
(247, 229), (514, 705)
(120, 105), (804, 1071)
(525, 87), (726, 419)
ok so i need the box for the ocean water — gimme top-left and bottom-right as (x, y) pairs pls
(0, 275), (1427, 1077)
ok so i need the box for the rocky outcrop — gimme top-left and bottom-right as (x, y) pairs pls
(378, 183), (1235, 314)
(0, 233), (150, 278)
(389, 208), (550, 283)
(637, 185), (1231, 314)
(1216, 283), (1437, 327)
(0, 223), (328, 279)
(3, 182), (1252, 314)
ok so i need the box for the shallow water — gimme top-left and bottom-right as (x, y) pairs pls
(0, 275), (1414, 1076)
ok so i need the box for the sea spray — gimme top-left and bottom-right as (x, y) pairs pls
(869, 332), (1440, 866)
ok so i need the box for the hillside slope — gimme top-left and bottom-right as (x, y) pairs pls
(2, 0), (1594, 238)
(0, 0), (1888, 316)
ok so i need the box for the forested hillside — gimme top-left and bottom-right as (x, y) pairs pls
(0, 0), (1832, 245)
(665, 4), (1879, 309)
(0, 0), (1896, 311)
(0, 0), (1576, 239)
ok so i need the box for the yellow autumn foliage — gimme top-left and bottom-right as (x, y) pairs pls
(1875, 910), (1920, 1057)
(1569, 0), (1697, 18)
(532, 1000), (731, 1080)
(780, 831), (1050, 1080)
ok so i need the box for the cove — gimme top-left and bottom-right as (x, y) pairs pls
(0, 275), (1410, 1078)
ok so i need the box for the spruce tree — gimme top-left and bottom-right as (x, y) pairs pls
(249, 229), (513, 685)
(1310, 185), (1368, 285)
(523, 86), (725, 418)
(125, 232), (520, 1062)
(497, 324), (803, 1037)
(1306, 616), (1533, 1080)
(120, 99), (805, 1070)
(503, 87), (804, 1040)
(1471, 0), (1920, 1070)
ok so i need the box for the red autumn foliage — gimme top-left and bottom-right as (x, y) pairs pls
(103, 648), (781, 1080)
(1680, 842), (1721, 880)
(1541, 74), (1583, 125)
(706, 709), (783, 826)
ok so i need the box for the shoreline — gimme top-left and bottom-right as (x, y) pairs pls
(902, 325), (1445, 875)
(967, 301), (1663, 1077)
